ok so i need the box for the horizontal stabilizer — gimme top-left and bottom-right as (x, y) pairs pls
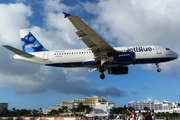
(3, 45), (34, 58)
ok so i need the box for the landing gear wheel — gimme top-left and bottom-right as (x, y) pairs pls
(100, 73), (105, 79)
(99, 66), (105, 73)
(155, 63), (161, 73)
(157, 68), (161, 72)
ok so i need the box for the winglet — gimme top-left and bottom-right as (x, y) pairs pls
(63, 12), (71, 18)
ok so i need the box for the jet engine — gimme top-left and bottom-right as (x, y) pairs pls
(108, 52), (135, 63)
(108, 67), (128, 75)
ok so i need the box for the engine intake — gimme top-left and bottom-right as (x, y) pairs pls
(108, 67), (128, 75)
(108, 52), (135, 63)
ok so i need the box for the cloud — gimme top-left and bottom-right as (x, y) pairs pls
(1, 0), (180, 98)
(147, 97), (154, 101)
(142, 86), (148, 89)
(146, 97), (161, 103)
(0, 64), (126, 97)
(131, 92), (139, 95)
(0, 3), (32, 46)
(81, 0), (180, 77)
(0, 2), (125, 97)
(0, 3), (35, 76)
(105, 87), (127, 97)
(16, 0), (28, 2)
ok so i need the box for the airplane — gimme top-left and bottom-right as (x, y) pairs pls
(3, 12), (178, 79)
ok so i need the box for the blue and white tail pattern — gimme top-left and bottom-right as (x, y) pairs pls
(20, 29), (48, 53)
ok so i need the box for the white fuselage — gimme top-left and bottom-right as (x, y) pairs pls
(12, 45), (178, 69)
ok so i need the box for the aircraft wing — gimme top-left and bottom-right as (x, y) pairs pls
(63, 12), (116, 63)
(3, 45), (34, 58)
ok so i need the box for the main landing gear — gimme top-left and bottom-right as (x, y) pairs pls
(100, 73), (105, 79)
(156, 63), (161, 72)
(99, 66), (105, 79)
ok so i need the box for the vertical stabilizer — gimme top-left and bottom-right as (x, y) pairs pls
(20, 29), (48, 53)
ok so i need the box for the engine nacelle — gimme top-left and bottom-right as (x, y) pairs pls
(108, 52), (135, 63)
(108, 67), (128, 75)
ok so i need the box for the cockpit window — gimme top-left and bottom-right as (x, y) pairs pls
(166, 48), (170, 50)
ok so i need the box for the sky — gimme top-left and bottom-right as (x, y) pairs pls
(0, 0), (180, 110)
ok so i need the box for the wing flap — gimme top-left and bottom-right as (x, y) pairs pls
(3, 45), (34, 58)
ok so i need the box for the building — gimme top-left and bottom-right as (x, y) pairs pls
(43, 105), (61, 115)
(88, 101), (115, 117)
(61, 96), (107, 107)
(128, 100), (178, 112)
(43, 96), (109, 115)
(0, 103), (8, 113)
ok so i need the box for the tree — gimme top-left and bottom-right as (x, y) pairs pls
(12, 108), (16, 112)
(84, 105), (92, 114)
(47, 110), (58, 116)
(77, 102), (85, 113)
(70, 108), (78, 114)
(144, 106), (149, 113)
(58, 108), (63, 113)
(39, 108), (42, 111)
(114, 106), (133, 114)
(62, 106), (68, 113)
(178, 103), (180, 106)
(1, 107), (9, 117)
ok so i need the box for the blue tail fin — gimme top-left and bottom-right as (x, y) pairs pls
(20, 29), (48, 53)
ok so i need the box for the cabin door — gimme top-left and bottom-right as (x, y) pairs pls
(155, 46), (162, 54)
(43, 51), (49, 60)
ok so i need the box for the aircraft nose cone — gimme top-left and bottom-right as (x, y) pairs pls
(175, 52), (178, 59)
(172, 51), (178, 59)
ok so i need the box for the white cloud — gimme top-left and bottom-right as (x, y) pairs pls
(147, 97), (161, 103)
(0, 1), (126, 97)
(81, 0), (180, 76)
(85, 0), (180, 46)
(1, 0), (180, 96)
(16, 0), (28, 2)
(0, 3), (32, 46)
(147, 97), (154, 101)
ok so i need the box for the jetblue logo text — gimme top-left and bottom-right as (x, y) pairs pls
(127, 47), (152, 52)
(25, 44), (38, 49)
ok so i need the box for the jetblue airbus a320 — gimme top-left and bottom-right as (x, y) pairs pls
(3, 12), (178, 79)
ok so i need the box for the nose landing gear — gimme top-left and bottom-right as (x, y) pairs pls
(156, 63), (161, 72)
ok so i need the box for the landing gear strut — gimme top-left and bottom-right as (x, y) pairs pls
(99, 66), (105, 79)
(155, 63), (161, 72)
